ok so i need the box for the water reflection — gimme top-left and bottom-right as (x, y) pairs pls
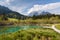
(0, 25), (43, 34)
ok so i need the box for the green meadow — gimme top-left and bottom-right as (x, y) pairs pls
(0, 28), (60, 40)
(0, 14), (60, 40)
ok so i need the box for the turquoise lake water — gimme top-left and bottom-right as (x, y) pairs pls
(0, 25), (43, 34)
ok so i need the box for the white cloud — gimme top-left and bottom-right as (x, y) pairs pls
(6, 0), (14, 5)
(28, 2), (60, 14)
(0, 0), (14, 6)
(0, 1), (5, 5)
(9, 6), (27, 14)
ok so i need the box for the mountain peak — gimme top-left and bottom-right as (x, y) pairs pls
(0, 5), (27, 19)
(28, 11), (51, 16)
(0, 5), (12, 14)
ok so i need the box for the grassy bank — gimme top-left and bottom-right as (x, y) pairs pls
(1, 17), (60, 26)
(56, 24), (60, 30)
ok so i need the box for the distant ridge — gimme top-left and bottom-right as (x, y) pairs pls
(28, 11), (52, 16)
(0, 5), (27, 19)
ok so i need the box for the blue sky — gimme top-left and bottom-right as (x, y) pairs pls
(0, 0), (60, 15)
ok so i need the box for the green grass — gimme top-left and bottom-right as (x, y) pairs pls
(8, 18), (19, 22)
(0, 28), (60, 40)
(56, 25), (60, 30)
(1, 17), (60, 26)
